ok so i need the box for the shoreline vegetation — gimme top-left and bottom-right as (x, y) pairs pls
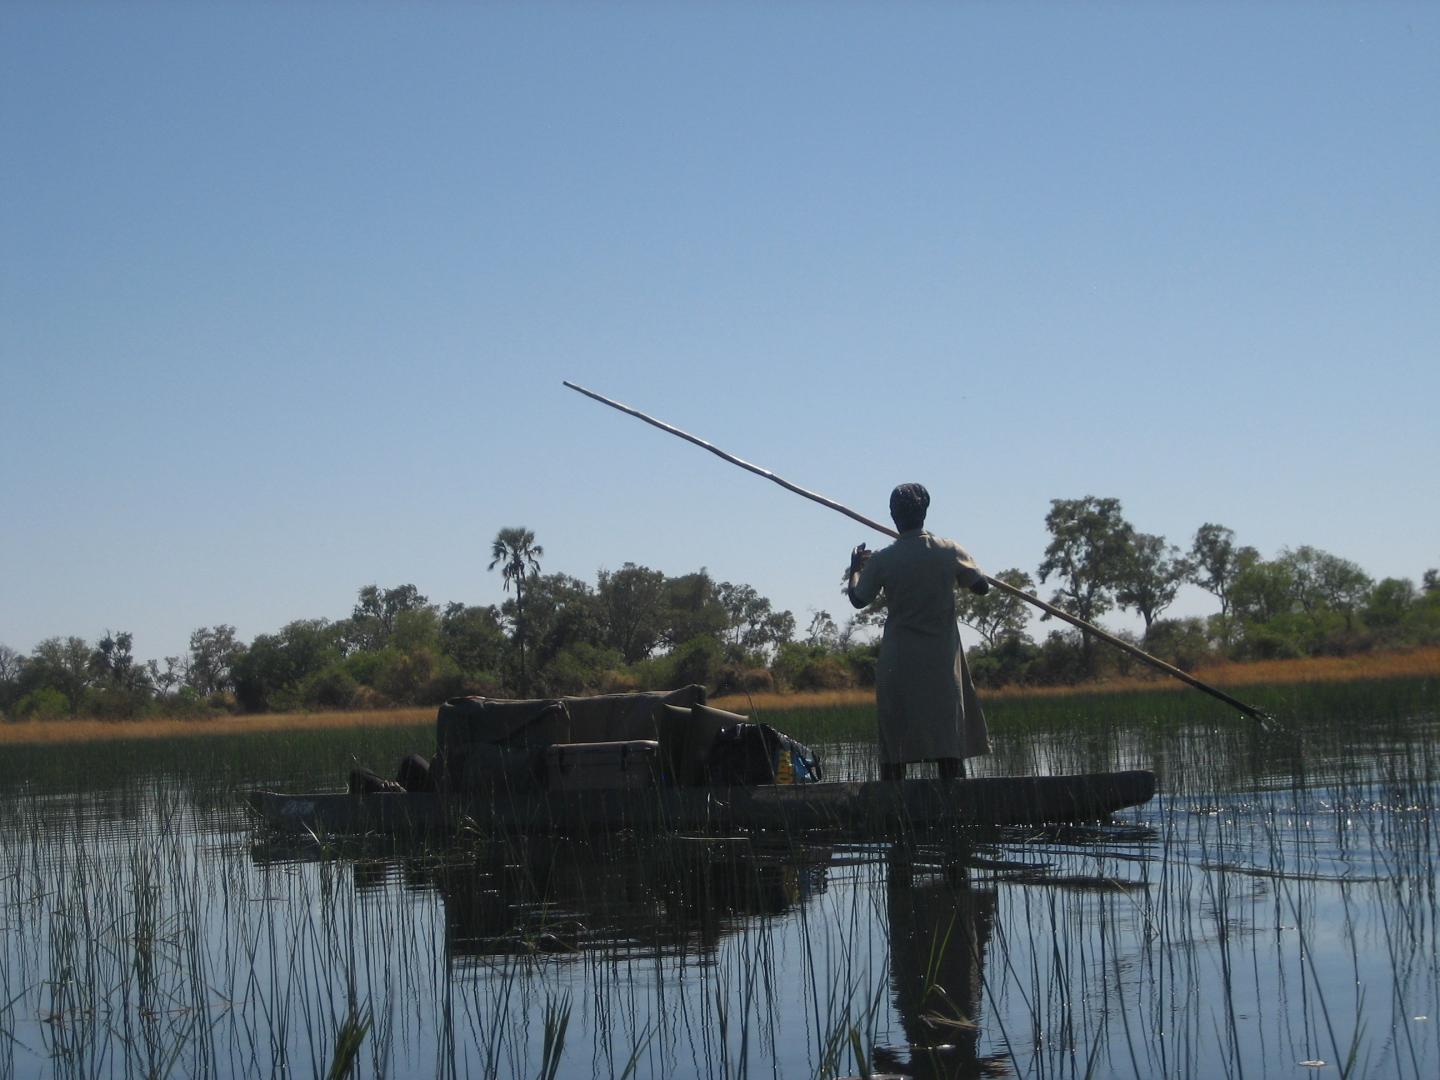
(6, 519), (1437, 730)
(4, 644), (1435, 746)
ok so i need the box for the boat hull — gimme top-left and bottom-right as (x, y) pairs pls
(245, 770), (1156, 836)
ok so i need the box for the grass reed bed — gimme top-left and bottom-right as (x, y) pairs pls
(729, 675), (1438, 759)
(713, 645), (1440, 713)
(0, 707), (434, 747)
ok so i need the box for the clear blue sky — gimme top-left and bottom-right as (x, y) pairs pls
(3, 2), (1436, 663)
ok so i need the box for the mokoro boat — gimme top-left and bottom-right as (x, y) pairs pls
(245, 770), (1156, 836)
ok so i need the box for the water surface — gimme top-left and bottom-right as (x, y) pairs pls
(2, 685), (1436, 1078)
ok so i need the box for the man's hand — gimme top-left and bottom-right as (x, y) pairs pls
(849, 543), (871, 576)
(970, 578), (990, 596)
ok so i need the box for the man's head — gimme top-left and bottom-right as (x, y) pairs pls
(889, 483), (930, 532)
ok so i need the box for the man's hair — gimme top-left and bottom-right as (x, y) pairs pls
(889, 483), (930, 530)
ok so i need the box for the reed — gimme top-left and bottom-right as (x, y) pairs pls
(712, 645), (1440, 714)
(0, 706), (434, 747)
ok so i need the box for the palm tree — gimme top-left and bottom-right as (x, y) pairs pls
(489, 527), (544, 694)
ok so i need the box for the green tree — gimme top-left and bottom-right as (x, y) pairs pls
(0, 643), (26, 714)
(717, 581), (794, 662)
(1115, 534), (1191, 634)
(1280, 545), (1373, 632)
(302, 664), (359, 709)
(505, 573), (604, 687)
(439, 602), (506, 676)
(369, 647), (460, 706)
(804, 610), (842, 649)
(390, 607), (441, 653)
(955, 568), (1036, 651)
(489, 528), (544, 694)
(596, 563), (668, 664)
(91, 631), (147, 691)
(27, 636), (93, 715)
(667, 635), (724, 690)
(232, 619), (342, 712)
(1365, 577), (1416, 632)
(186, 624), (244, 697)
(1188, 524), (1258, 644)
(1231, 557), (1296, 623)
(1037, 496), (1134, 671)
(16, 687), (69, 720)
(658, 570), (728, 648)
(146, 656), (185, 697)
(345, 584), (435, 653)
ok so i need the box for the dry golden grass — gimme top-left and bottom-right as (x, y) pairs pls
(1187, 647), (1440, 687)
(710, 688), (877, 712)
(0, 707), (433, 746)
(712, 646), (1440, 712)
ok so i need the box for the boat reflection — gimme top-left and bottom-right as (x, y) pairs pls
(432, 834), (832, 964)
(252, 832), (832, 964)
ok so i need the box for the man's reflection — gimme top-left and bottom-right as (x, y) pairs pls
(878, 847), (1004, 1079)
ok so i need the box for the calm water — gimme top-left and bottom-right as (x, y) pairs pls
(2, 692), (1437, 1079)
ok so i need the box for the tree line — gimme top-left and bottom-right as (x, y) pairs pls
(958, 497), (1438, 687)
(2, 503), (1435, 720)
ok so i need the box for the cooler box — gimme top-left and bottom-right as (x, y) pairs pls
(544, 740), (660, 792)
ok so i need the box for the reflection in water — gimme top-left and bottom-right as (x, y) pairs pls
(880, 848), (1004, 1079)
(432, 836), (830, 964)
(5, 696), (1438, 1079)
(253, 832), (832, 964)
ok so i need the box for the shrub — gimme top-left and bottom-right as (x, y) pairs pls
(374, 649), (447, 705)
(597, 668), (642, 694)
(1029, 631), (1088, 685)
(303, 665), (359, 709)
(1232, 610), (1346, 660)
(419, 669), (467, 704)
(84, 686), (152, 720)
(844, 642), (879, 687)
(343, 650), (387, 687)
(16, 687), (68, 720)
(1107, 629), (1145, 678)
(1143, 618), (1213, 672)
(351, 686), (393, 710)
(536, 644), (624, 697)
(772, 643), (852, 691)
(715, 665), (775, 695)
(207, 690), (239, 713)
(668, 636), (724, 691)
(158, 686), (213, 719)
(458, 672), (505, 698)
(967, 636), (1041, 688)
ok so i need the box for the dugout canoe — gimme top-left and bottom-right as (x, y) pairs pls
(244, 769), (1156, 837)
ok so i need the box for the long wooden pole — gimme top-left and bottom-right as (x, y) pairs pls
(564, 380), (1272, 725)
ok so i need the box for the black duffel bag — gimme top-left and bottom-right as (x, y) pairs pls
(704, 722), (822, 787)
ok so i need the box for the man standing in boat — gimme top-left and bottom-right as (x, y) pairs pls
(847, 483), (991, 781)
